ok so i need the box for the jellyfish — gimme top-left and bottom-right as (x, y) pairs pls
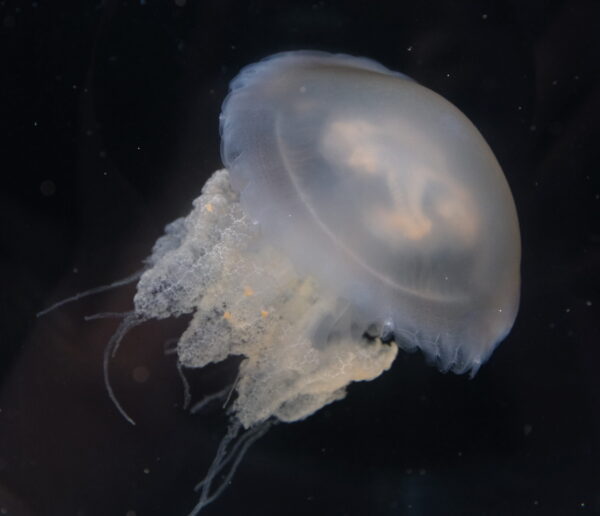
(41, 51), (520, 515)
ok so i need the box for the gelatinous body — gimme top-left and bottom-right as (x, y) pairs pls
(43, 51), (521, 515)
(135, 51), (520, 431)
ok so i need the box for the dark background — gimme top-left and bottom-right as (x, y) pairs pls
(1, 0), (599, 515)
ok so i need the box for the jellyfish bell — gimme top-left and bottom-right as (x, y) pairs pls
(39, 51), (520, 515)
(219, 51), (520, 374)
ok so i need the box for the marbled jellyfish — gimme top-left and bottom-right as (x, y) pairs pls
(41, 51), (521, 514)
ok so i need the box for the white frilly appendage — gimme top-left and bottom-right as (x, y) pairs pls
(135, 169), (398, 428)
(128, 169), (398, 513)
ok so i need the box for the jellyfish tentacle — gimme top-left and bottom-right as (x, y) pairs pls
(103, 313), (144, 426)
(222, 371), (240, 409)
(195, 419), (272, 491)
(189, 419), (273, 515)
(193, 420), (241, 492)
(200, 421), (272, 505)
(189, 385), (232, 415)
(37, 269), (144, 317)
(84, 311), (131, 321)
(175, 360), (192, 410)
(189, 419), (241, 515)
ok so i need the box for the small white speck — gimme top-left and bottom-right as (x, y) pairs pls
(498, 308), (503, 313)
(517, 105), (523, 110)
(143, 467), (150, 474)
(445, 73), (451, 78)
(407, 45), (413, 52)
(565, 307), (571, 313)
(72, 84), (78, 90)
(73, 268), (79, 274)
(552, 80), (558, 86)
(136, 145), (141, 150)
(482, 13), (488, 19)
(529, 124), (537, 132)
(33, 120), (38, 127)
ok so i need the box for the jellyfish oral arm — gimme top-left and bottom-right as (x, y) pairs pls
(136, 169), (398, 427)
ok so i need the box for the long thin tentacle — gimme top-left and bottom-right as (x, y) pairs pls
(199, 421), (272, 507)
(84, 311), (131, 321)
(188, 419), (273, 515)
(176, 361), (192, 410)
(103, 313), (143, 425)
(189, 385), (232, 415)
(37, 269), (144, 317)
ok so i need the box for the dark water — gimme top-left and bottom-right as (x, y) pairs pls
(1, 1), (599, 515)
